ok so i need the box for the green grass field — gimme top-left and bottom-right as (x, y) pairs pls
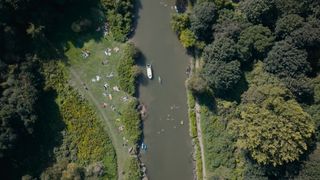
(65, 37), (139, 179)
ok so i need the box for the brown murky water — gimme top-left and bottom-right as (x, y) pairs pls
(132, 0), (194, 179)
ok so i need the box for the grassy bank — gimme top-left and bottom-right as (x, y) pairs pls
(187, 91), (203, 179)
(65, 37), (142, 179)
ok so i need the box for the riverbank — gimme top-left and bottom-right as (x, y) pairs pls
(65, 37), (143, 179)
(186, 54), (206, 180)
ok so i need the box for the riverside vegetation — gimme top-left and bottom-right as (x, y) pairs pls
(0, 0), (143, 179)
(172, 0), (320, 179)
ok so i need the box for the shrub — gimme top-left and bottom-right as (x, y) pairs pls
(124, 157), (142, 180)
(117, 43), (138, 95)
(120, 99), (142, 145)
(179, 29), (197, 48)
(171, 13), (190, 34)
(41, 62), (117, 179)
(187, 73), (207, 94)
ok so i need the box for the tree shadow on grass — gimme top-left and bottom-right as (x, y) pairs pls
(32, 0), (107, 60)
(196, 91), (217, 113)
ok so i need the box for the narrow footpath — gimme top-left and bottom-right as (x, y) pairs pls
(195, 101), (207, 180)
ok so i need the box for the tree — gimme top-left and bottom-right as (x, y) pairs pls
(295, 146), (320, 179)
(202, 60), (241, 95)
(0, 61), (39, 158)
(179, 29), (197, 48)
(213, 9), (249, 40)
(233, 83), (315, 166)
(190, 2), (216, 40)
(187, 74), (207, 94)
(275, 14), (304, 39)
(283, 76), (314, 104)
(237, 25), (275, 63)
(203, 37), (237, 63)
(61, 163), (84, 180)
(240, 0), (276, 26)
(264, 40), (311, 78)
(290, 17), (320, 48)
(171, 13), (190, 34)
(274, 0), (315, 16)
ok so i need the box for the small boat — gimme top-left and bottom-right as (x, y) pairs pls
(158, 76), (162, 84)
(141, 142), (147, 151)
(146, 64), (153, 79)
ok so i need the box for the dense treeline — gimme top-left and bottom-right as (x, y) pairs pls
(173, 0), (320, 178)
(0, 0), (135, 179)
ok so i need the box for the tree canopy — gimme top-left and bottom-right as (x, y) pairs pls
(202, 60), (241, 95)
(237, 25), (275, 63)
(233, 82), (314, 166)
(203, 37), (237, 63)
(264, 40), (311, 78)
(275, 14), (304, 39)
(190, 1), (216, 40)
(239, 0), (276, 26)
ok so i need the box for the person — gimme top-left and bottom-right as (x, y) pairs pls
(186, 66), (191, 75)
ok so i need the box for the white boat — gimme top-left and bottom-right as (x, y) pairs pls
(146, 64), (153, 79)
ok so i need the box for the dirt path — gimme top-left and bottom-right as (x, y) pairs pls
(195, 101), (207, 180)
(192, 57), (207, 180)
(69, 68), (128, 180)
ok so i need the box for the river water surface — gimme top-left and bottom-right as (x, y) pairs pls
(132, 0), (194, 179)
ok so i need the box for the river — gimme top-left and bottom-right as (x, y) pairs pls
(132, 0), (194, 179)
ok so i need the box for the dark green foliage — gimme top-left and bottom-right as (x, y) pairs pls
(264, 40), (311, 78)
(239, 0), (276, 26)
(0, 0), (136, 178)
(0, 60), (39, 158)
(237, 25), (275, 62)
(274, 0), (317, 16)
(202, 60), (241, 95)
(290, 17), (320, 48)
(203, 37), (237, 63)
(182, 0), (320, 178)
(101, 0), (135, 41)
(190, 2), (216, 40)
(295, 145), (320, 179)
(117, 43), (138, 96)
(71, 18), (92, 33)
(213, 9), (249, 40)
(275, 14), (304, 39)
(283, 76), (314, 104)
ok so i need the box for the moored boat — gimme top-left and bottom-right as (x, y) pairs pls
(146, 64), (153, 79)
